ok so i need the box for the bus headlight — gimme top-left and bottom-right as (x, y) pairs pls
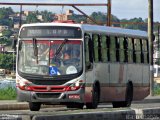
(66, 80), (85, 91)
(16, 76), (32, 91)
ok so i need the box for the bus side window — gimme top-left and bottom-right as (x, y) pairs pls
(115, 36), (120, 62)
(140, 39), (144, 63)
(135, 39), (141, 63)
(124, 37), (128, 62)
(98, 35), (102, 61)
(85, 34), (93, 70)
(106, 36), (110, 61)
(128, 38), (133, 63)
(110, 36), (116, 62)
(101, 35), (107, 62)
(119, 37), (125, 63)
(93, 34), (99, 62)
(142, 39), (148, 64)
(132, 38), (136, 63)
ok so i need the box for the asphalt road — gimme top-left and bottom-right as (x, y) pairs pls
(0, 96), (160, 120)
(0, 99), (160, 114)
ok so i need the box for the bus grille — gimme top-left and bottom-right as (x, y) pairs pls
(36, 93), (61, 98)
(30, 80), (67, 85)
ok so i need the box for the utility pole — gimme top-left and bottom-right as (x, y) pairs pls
(19, 5), (22, 28)
(107, 0), (111, 26)
(148, 0), (154, 96)
(158, 26), (160, 50)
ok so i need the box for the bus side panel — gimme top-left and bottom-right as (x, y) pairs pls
(85, 63), (110, 103)
(84, 69), (95, 103)
(133, 87), (150, 100)
(100, 63), (127, 102)
(95, 63), (110, 84)
(127, 64), (143, 85)
(110, 63), (120, 85)
(100, 87), (126, 102)
(137, 65), (150, 100)
(95, 63), (110, 102)
(127, 64), (150, 100)
(143, 65), (150, 86)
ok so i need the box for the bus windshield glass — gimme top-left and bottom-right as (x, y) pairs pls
(19, 26), (82, 38)
(18, 40), (82, 76)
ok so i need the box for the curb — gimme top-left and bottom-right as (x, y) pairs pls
(32, 108), (160, 120)
(0, 102), (63, 110)
(32, 110), (136, 120)
(1, 108), (160, 120)
(0, 102), (29, 110)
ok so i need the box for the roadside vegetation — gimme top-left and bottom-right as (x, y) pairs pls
(0, 87), (16, 100)
(154, 84), (160, 95)
(0, 53), (15, 70)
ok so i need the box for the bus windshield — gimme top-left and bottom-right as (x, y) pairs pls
(18, 40), (82, 76)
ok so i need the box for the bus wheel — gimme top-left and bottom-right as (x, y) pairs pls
(86, 85), (99, 109)
(29, 102), (41, 111)
(66, 103), (84, 109)
(112, 82), (133, 108)
(124, 82), (133, 107)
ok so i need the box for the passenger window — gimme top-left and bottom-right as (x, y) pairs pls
(119, 37), (125, 62)
(134, 39), (141, 63)
(115, 37), (120, 62)
(132, 38), (136, 63)
(140, 39), (144, 63)
(93, 35), (99, 62)
(123, 37), (128, 62)
(106, 36), (110, 61)
(142, 39), (149, 63)
(98, 35), (102, 61)
(101, 35), (107, 62)
(85, 34), (93, 70)
(128, 38), (133, 63)
(110, 36), (116, 62)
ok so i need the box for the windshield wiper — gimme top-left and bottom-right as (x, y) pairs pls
(32, 38), (38, 64)
(54, 38), (68, 59)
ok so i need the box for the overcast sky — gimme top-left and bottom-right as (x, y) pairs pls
(0, 0), (159, 22)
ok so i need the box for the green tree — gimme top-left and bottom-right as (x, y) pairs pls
(0, 19), (13, 27)
(0, 53), (15, 70)
(90, 12), (120, 26)
(0, 7), (14, 27)
(40, 10), (54, 22)
(120, 19), (129, 28)
(111, 15), (120, 27)
(70, 14), (87, 23)
(0, 7), (14, 19)
(2, 30), (13, 37)
(90, 12), (107, 24)
(120, 17), (147, 31)
(26, 13), (39, 23)
(0, 30), (13, 46)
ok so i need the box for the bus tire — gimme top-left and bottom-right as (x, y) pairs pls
(124, 82), (133, 107)
(112, 82), (133, 108)
(86, 84), (99, 109)
(29, 102), (41, 111)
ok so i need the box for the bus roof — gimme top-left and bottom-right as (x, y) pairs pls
(21, 23), (148, 39)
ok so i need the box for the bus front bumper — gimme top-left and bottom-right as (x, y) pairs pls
(17, 87), (85, 104)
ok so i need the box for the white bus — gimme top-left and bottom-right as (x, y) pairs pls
(15, 21), (150, 111)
